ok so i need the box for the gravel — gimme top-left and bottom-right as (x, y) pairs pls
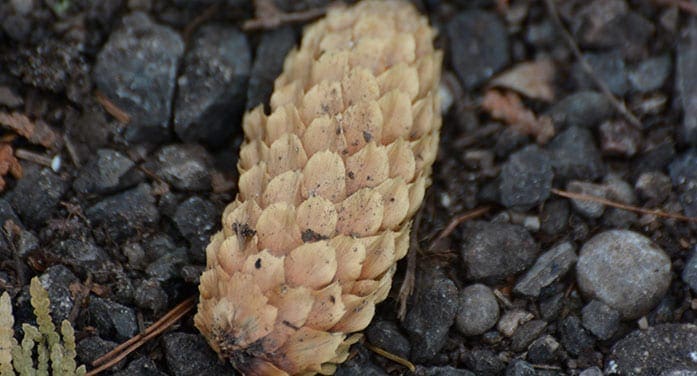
(676, 18), (697, 145)
(86, 183), (160, 242)
(514, 241), (577, 297)
(153, 144), (213, 192)
(499, 145), (553, 210)
(581, 300), (621, 340)
(547, 91), (614, 129)
(73, 149), (142, 194)
(7, 164), (68, 228)
(546, 127), (605, 183)
(576, 230), (672, 319)
(365, 320), (410, 359)
(455, 284), (500, 336)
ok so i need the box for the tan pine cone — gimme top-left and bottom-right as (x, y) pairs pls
(195, 1), (442, 374)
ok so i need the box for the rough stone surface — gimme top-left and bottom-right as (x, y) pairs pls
(246, 26), (296, 110)
(559, 315), (595, 357)
(540, 199), (569, 236)
(460, 221), (539, 282)
(582, 300), (620, 340)
(94, 12), (184, 143)
(335, 345), (388, 376)
(39, 265), (79, 324)
(635, 171), (672, 204)
(113, 356), (169, 376)
(85, 296), (138, 342)
(365, 320), (411, 359)
(607, 324), (697, 375)
(134, 278), (169, 313)
(404, 268), (459, 363)
(527, 335), (560, 364)
(76, 336), (122, 370)
(448, 10), (509, 89)
(669, 150), (697, 217)
(153, 144), (213, 192)
(173, 196), (218, 262)
(629, 55), (671, 92)
(455, 283), (499, 336)
(8, 164), (68, 227)
(52, 239), (112, 278)
(676, 18), (697, 145)
(546, 127), (605, 183)
(174, 25), (250, 147)
(514, 241), (577, 297)
(576, 230), (672, 319)
(510, 319), (547, 352)
(463, 349), (506, 375)
(599, 119), (642, 157)
(422, 366), (476, 376)
(86, 184), (160, 242)
(499, 145), (553, 210)
(162, 332), (230, 376)
(73, 149), (141, 194)
(566, 181), (609, 218)
(547, 91), (614, 129)
(682, 249), (697, 294)
(573, 52), (629, 96)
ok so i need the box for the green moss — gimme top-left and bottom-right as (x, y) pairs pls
(0, 278), (86, 376)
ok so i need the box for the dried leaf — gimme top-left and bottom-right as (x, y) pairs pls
(482, 89), (555, 144)
(0, 144), (22, 191)
(490, 59), (555, 101)
(0, 112), (60, 149)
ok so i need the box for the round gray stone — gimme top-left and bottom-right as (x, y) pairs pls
(455, 284), (499, 336)
(576, 230), (671, 319)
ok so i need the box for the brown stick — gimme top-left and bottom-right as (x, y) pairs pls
(543, 0), (643, 129)
(87, 296), (195, 375)
(551, 188), (697, 222)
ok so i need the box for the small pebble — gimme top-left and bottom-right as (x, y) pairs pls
(8, 165), (68, 228)
(366, 321), (410, 359)
(582, 300), (620, 340)
(73, 149), (141, 194)
(499, 145), (553, 210)
(448, 10), (509, 89)
(629, 55), (672, 92)
(546, 127), (605, 183)
(505, 360), (537, 376)
(39, 265), (79, 324)
(335, 344), (388, 376)
(247, 26), (296, 110)
(403, 268), (459, 362)
(510, 320), (547, 352)
(94, 12), (184, 143)
(154, 144), (213, 192)
(173, 196), (218, 263)
(113, 356), (168, 376)
(85, 296), (138, 341)
(460, 221), (539, 282)
(573, 52), (629, 96)
(579, 367), (604, 376)
(599, 119), (642, 157)
(676, 19), (697, 145)
(514, 241), (577, 298)
(547, 91), (614, 129)
(668, 150), (697, 217)
(133, 278), (169, 313)
(162, 332), (230, 376)
(576, 230), (672, 319)
(635, 171), (672, 204)
(455, 284), (500, 336)
(86, 184), (160, 242)
(463, 349), (506, 375)
(497, 309), (534, 337)
(540, 199), (569, 236)
(559, 315), (595, 357)
(681, 249), (697, 294)
(76, 336), (123, 370)
(421, 366), (475, 376)
(566, 181), (608, 218)
(527, 335), (560, 364)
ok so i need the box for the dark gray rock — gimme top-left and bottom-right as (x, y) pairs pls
(455, 284), (499, 336)
(76, 336), (123, 370)
(635, 172), (672, 204)
(576, 230), (672, 319)
(540, 199), (569, 236)
(73, 149), (142, 194)
(162, 332), (230, 376)
(404, 268), (459, 362)
(539, 292), (565, 322)
(85, 296), (138, 341)
(154, 144), (213, 192)
(86, 184), (159, 242)
(39, 265), (79, 324)
(366, 320), (410, 359)
(146, 247), (188, 282)
(547, 91), (614, 129)
(448, 10), (509, 89)
(510, 320), (547, 352)
(53, 239), (113, 279)
(527, 335), (560, 364)
(460, 221), (539, 282)
(134, 278), (168, 313)
(608, 324), (697, 375)
(174, 25), (251, 147)
(514, 242), (577, 297)
(669, 150), (697, 217)
(421, 366), (475, 376)
(573, 52), (629, 96)
(113, 356), (168, 376)
(499, 145), (553, 210)
(633, 142), (676, 176)
(682, 249), (697, 293)
(0, 198), (22, 255)
(247, 26), (296, 110)
(173, 196), (218, 262)
(94, 12), (184, 143)
(581, 10), (654, 59)
(144, 234), (178, 262)
(566, 181), (608, 218)
(462, 349), (506, 376)
(8, 165), (68, 227)
(546, 127), (605, 183)
(558, 316), (595, 357)
(599, 119), (642, 157)
(676, 18), (697, 145)
(506, 360), (537, 376)
(582, 300), (620, 340)
(630, 55), (671, 92)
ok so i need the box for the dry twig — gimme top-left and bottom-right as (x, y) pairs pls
(95, 91), (131, 124)
(543, 0), (642, 128)
(243, 0), (328, 30)
(552, 188), (697, 222)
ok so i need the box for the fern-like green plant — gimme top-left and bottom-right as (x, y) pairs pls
(0, 277), (86, 376)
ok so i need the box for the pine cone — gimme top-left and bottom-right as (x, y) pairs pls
(195, 1), (442, 374)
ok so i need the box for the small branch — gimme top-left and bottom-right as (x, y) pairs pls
(543, 0), (642, 129)
(87, 296), (195, 375)
(243, 0), (329, 31)
(551, 188), (697, 222)
(364, 342), (415, 372)
(95, 91), (131, 124)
